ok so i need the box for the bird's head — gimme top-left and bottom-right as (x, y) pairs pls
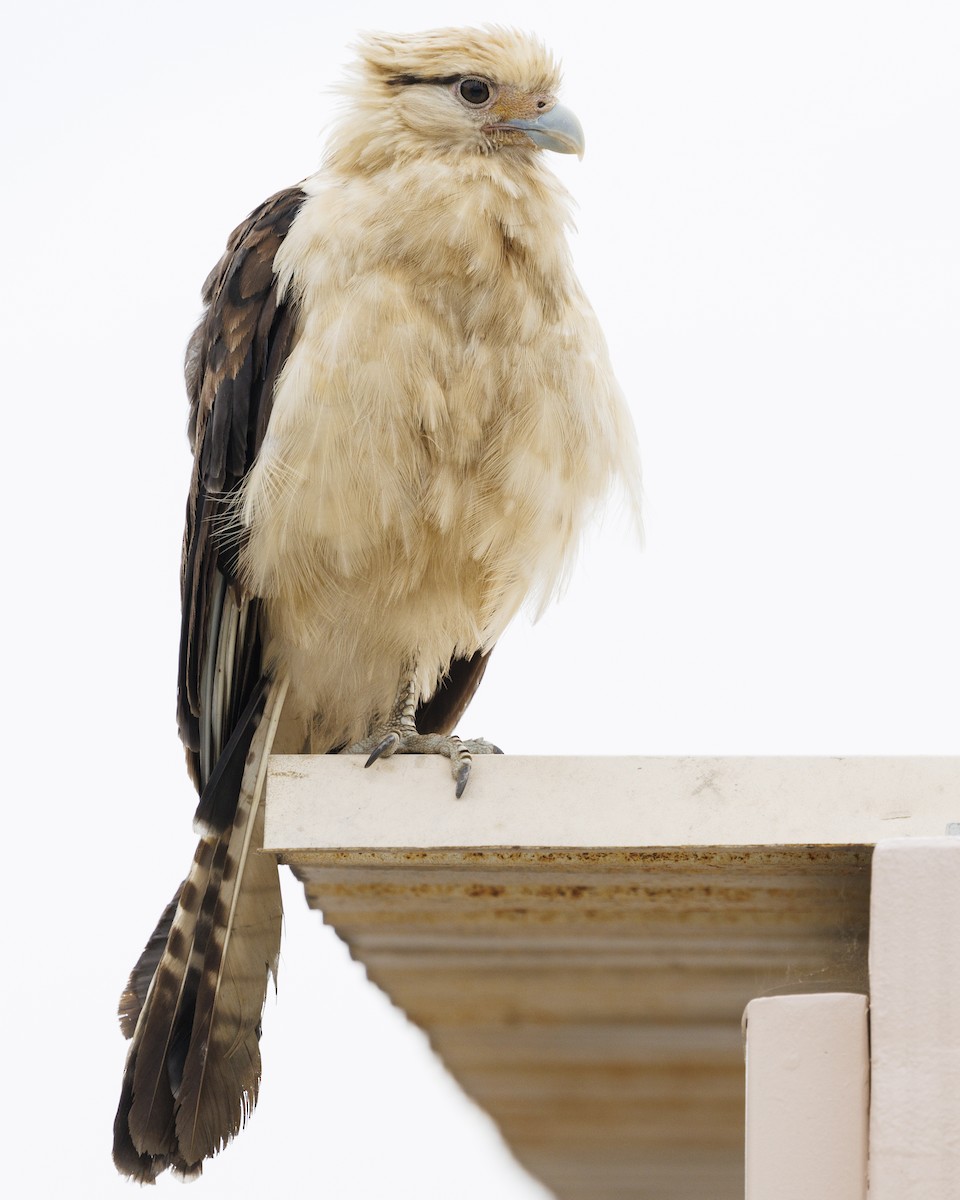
(332, 27), (584, 168)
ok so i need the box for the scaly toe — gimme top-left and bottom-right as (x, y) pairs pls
(457, 738), (502, 756)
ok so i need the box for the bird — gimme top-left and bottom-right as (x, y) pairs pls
(113, 25), (639, 1182)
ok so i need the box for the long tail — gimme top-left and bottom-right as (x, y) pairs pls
(113, 677), (289, 1182)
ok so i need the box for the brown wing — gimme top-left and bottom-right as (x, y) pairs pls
(416, 649), (493, 735)
(177, 186), (306, 818)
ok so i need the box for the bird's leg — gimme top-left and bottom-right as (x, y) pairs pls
(361, 676), (419, 763)
(346, 672), (501, 798)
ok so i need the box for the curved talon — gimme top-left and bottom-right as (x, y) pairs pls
(455, 761), (471, 798)
(364, 732), (399, 767)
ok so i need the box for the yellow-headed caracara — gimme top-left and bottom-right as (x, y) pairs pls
(114, 26), (639, 1181)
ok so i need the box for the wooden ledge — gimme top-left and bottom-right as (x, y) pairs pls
(264, 757), (958, 1200)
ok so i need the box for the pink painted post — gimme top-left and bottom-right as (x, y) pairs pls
(868, 837), (960, 1198)
(744, 994), (869, 1199)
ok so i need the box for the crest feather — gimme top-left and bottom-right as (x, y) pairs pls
(355, 26), (560, 94)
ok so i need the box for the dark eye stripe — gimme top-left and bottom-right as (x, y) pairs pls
(386, 73), (462, 87)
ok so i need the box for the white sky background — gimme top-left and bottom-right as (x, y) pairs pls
(4, 0), (959, 1196)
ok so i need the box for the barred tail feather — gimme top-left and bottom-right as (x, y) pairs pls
(176, 679), (288, 1163)
(118, 886), (183, 1039)
(113, 678), (288, 1181)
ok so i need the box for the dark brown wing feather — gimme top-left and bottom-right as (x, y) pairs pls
(178, 186), (306, 790)
(416, 649), (492, 736)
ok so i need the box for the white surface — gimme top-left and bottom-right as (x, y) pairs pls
(4, 3), (960, 1198)
(267, 755), (959, 850)
(868, 838), (960, 1199)
(744, 994), (868, 1200)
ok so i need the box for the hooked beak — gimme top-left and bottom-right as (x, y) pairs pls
(497, 102), (585, 158)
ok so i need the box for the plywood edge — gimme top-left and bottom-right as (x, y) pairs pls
(265, 755), (959, 854)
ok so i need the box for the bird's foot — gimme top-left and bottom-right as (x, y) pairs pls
(347, 730), (502, 798)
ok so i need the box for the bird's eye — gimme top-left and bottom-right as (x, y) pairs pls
(457, 77), (493, 106)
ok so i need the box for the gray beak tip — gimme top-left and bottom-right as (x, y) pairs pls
(503, 103), (586, 158)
